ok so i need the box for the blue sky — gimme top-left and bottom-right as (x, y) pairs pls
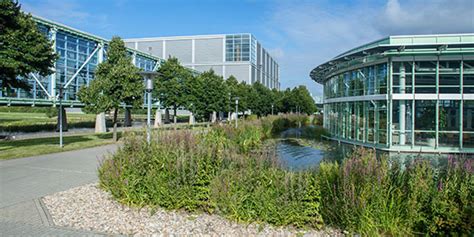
(22, 0), (474, 98)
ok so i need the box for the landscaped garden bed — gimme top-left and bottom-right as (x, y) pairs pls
(45, 115), (474, 236)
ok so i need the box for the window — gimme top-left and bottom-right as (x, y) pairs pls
(225, 34), (251, 62)
(438, 100), (460, 147)
(463, 100), (474, 148)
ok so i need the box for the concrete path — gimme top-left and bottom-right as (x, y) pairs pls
(0, 144), (118, 236)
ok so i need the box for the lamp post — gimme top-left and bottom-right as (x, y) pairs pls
(58, 87), (63, 147)
(139, 71), (160, 144)
(271, 104), (274, 115)
(234, 97), (239, 128)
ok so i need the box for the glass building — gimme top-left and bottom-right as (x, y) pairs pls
(0, 15), (162, 107)
(124, 33), (280, 89)
(310, 34), (474, 154)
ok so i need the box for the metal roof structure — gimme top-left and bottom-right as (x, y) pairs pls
(310, 33), (474, 84)
(32, 15), (164, 62)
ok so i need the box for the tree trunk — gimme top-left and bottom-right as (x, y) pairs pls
(113, 108), (118, 142)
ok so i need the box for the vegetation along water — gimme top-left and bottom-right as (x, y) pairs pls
(98, 114), (473, 236)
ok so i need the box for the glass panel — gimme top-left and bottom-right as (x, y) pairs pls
(415, 100), (436, 130)
(392, 100), (413, 146)
(415, 132), (436, 147)
(439, 133), (459, 147)
(415, 74), (436, 93)
(439, 100), (460, 131)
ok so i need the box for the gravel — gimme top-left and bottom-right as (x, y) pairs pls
(42, 183), (341, 236)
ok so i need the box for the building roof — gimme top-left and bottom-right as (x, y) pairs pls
(32, 15), (163, 62)
(310, 33), (474, 84)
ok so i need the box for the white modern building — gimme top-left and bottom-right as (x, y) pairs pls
(124, 34), (280, 89)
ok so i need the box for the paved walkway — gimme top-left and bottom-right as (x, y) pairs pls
(0, 144), (118, 236)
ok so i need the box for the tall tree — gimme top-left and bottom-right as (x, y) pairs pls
(187, 70), (227, 121)
(0, 0), (56, 90)
(290, 86), (317, 114)
(155, 57), (191, 124)
(184, 72), (205, 121)
(225, 75), (239, 117)
(78, 37), (143, 141)
(249, 82), (274, 117)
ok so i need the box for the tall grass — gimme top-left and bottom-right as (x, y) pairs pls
(99, 115), (473, 235)
(318, 148), (473, 235)
(99, 119), (324, 228)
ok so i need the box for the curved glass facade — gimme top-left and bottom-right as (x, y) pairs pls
(314, 34), (474, 153)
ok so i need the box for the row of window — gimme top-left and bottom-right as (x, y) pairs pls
(225, 34), (252, 62)
(1, 23), (158, 101)
(324, 64), (387, 99)
(324, 100), (474, 149)
(324, 60), (474, 99)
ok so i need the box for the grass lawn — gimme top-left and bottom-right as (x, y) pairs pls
(0, 112), (97, 133)
(0, 132), (118, 160)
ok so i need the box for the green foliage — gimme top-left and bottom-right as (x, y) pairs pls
(98, 115), (472, 235)
(318, 149), (474, 235)
(44, 107), (58, 118)
(0, 106), (56, 113)
(0, 0), (57, 90)
(78, 37), (143, 115)
(270, 114), (309, 135)
(186, 70), (227, 121)
(99, 118), (324, 229)
(155, 57), (192, 117)
(78, 37), (143, 140)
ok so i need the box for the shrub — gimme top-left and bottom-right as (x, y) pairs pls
(318, 148), (474, 235)
(271, 114), (309, 135)
(45, 107), (58, 118)
(99, 119), (325, 228)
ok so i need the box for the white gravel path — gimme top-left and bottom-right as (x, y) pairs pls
(42, 183), (340, 236)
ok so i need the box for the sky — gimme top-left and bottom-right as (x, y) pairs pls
(21, 0), (474, 98)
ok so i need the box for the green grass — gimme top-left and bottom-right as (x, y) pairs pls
(0, 112), (98, 133)
(0, 132), (118, 160)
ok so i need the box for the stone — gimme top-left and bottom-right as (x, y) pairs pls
(95, 113), (107, 133)
(154, 109), (162, 127)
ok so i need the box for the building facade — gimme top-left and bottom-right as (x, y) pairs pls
(124, 34), (280, 89)
(0, 15), (161, 107)
(310, 34), (474, 154)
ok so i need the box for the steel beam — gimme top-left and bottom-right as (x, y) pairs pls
(30, 73), (51, 98)
(62, 45), (101, 89)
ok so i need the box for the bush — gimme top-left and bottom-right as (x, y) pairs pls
(45, 107), (58, 118)
(99, 119), (324, 228)
(318, 148), (474, 235)
(99, 115), (472, 235)
(0, 106), (54, 113)
(271, 114), (309, 135)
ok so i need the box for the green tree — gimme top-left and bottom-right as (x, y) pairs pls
(225, 75), (239, 117)
(184, 73), (206, 121)
(248, 82), (273, 117)
(155, 57), (191, 124)
(78, 37), (143, 141)
(188, 70), (227, 121)
(290, 86), (317, 114)
(0, 0), (56, 90)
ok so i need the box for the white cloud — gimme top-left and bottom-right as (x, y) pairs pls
(263, 0), (474, 96)
(22, 0), (112, 35)
(377, 0), (474, 35)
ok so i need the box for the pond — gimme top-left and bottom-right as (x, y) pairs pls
(276, 127), (350, 170)
(276, 127), (472, 171)
(277, 139), (325, 171)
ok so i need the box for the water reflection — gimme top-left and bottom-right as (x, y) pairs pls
(276, 139), (348, 171)
(277, 139), (324, 171)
